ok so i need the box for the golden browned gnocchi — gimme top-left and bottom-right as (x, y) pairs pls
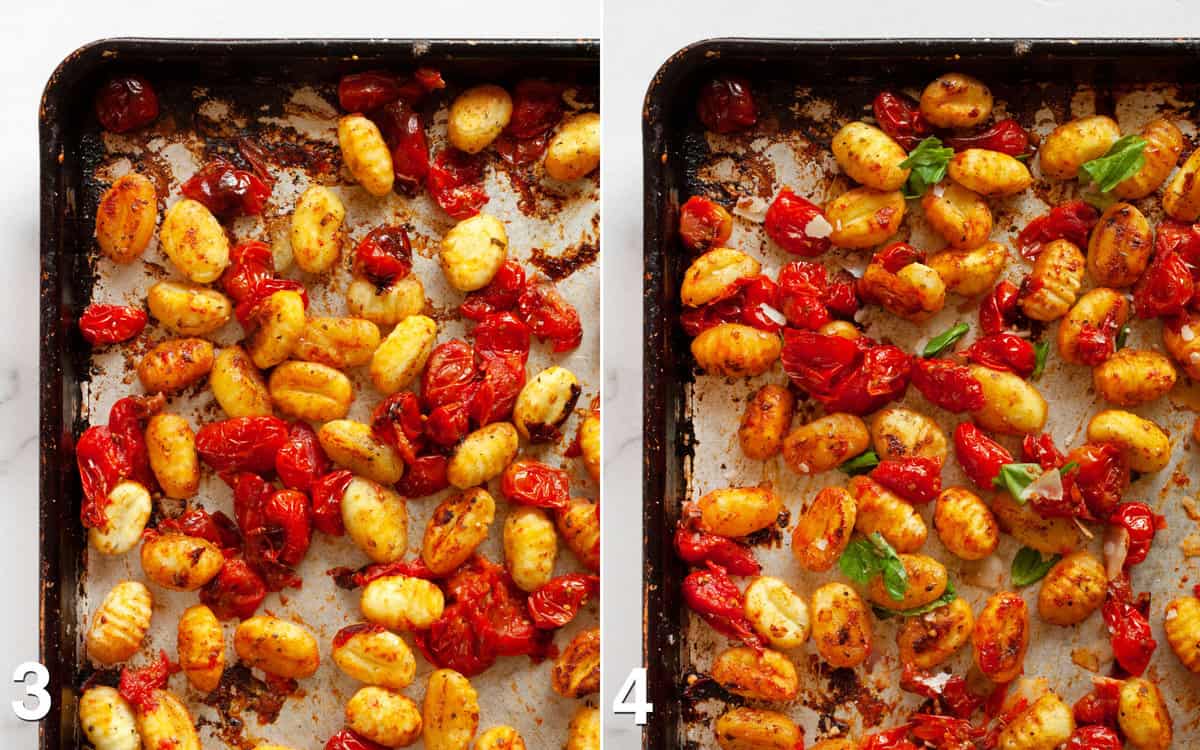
(1164, 596), (1200, 672)
(1118, 678), (1173, 750)
(1092, 349), (1176, 406)
(858, 257), (946, 322)
(88, 480), (152, 556)
(934, 486), (999, 560)
(968, 364), (1047, 435)
(819, 320), (859, 339)
(898, 597), (974, 669)
(558, 497), (600, 572)
(1019, 239), (1085, 322)
(810, 582), (872, 668)
(210, 344), (273, 417)
(475, 726), (526, 750)
(440, 213), (509, 292)
(347, 275), (427, 326)
(503, 506), (558, 592)
(690, 322), (781, 377)
(79, 686), (140, 750)
(423, 668), (480, 750)
(947, 148), (1032, 196)
(848, 475), (927, 553)
(710, 646), (799, 701)
(992, 490), (1083, 555)
(1036, 550), (1106, 626)
(422, 487), (496, 575)
(233, 615), (320, 679)
(290, 185), (345, 273)
(680, 247), (761, 308)
(1164, 311), (1200, 378)
(361, 574), (446, 631)
(295, 316), (381, 368)
(921, 181), (992, 250)
(552, 627), (601, 698)
(332, 624), (417, 689)
(146, 280), (232, 335)
(369, 314), (438, 395)
(86, 580), (152, 665)
(246, 289), (307, 369)
(1087, 409), (1171, 473)
(743, 576), (810, 649)
(512, 365), (581, 442)
(342, 476), (409, 564)
(135, 689), (201, 750)
(1114, 118), (1183, 199)
(95, 172), (157, 264)
(1057, 287), (1130, 366)
(319, 419), (405, 484)
(871, 406), (947, 464)
(713, 707), (802, 750)
(920, 72), (992, 128)
(928, 241), (1009, 297)
(269, 360), (354, 421)
(973, 591), (1029, 683)
(791, 486), (856, 572)
(136, 337), (214, 394)
(566, 706), (600, 750)
(866, 553), (948, 610)
(1038, 115), (1120, 180)
(825, 186), (906, 248)
(545, 112), (600, 180)
(1087, 202), (1152, 287)
(448, 84), (513, 154)
(140, 533), (224, 591)
(446, 422), (519, 489)
(697, 485), (782, 537)
(831, 121), (910, 191)
(738, 384), (795, 460)
(781, 412), (870, 475)
(578, 400), (601, 481)
(346, 686), (423, 748)
(1164, 146), (1200, 221)
(997, 692), (1075, 750)
(177, 604), (225, 693)
(160, 198), (230, 282)
(338, 114), (394, 196)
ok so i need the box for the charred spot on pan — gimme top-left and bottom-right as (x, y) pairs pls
(201, 663), (291, 738)
(529, 238), (599, 282)
(743, 509), (789, 548)
(680, 671), (742, 721)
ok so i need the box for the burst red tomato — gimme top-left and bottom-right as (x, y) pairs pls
(901, 663), (983, 719)
(501, 459), (571, 510)
(1073, 677), (1121, 728)
(822, 344), (912, 415)
(776, 261), (830, 330)
(95, 75), (159, 133)
(108, 394), (162, 492)
(673, 524), (760, 576)
(912, 358), (985, 413)
(76, 426), (128, 529)
(505, 79), (564, 139)
(1155, 218), (1200, 266)
(945, 118), (1030, 156)
(1065, 726), (1122, 750)
(425, 403), (471, 447)
(964, 333), (1037, 378)
(518, 282), (582, 352)
(338, 71), (405, 112)
(1109, 502), (1165, 567)
(1075, 308), (1122, 367)
(310, 470), (353, 536)
(78, 304), (147, 345)
(422, 339), (478, 410)
(1067, 442), (1129, 520)
(1016, 201), (1099, 260)
(427, 149), (488, 219)
(764, 188), (832, 257)
(696, 75), (757, 134)
(200, 557), (268, 620)
(262, 489), (312, 567)
(874, 242), (925, 273)
(678, 196), (734, 253)
(221, 241), (307, 325)
(954, 423), (1013, 489)
(870, 457), (942, 504)
(980, 280), (1023, 334)
(326, 728), (390, 750)
(873, 91), (931, 151)
(159, 508), (241, 551)
(181, 160), (271, 217)
(1021, 433), (1064, 472)
(473, 311), (532, 364)
(527, 573), (600, 629)
(275, 422), (330, 492)
(470, 355), (526, 426)
(370, 392), (424, 464)
(781, 329), (862, 400)
(682, 562), (764, 649)
(196, 416), (289, 475)
(416, 600), (497, 677)
(461, 260), (526, 321)
(117, 650), (178, 712)
(860, 725), (917, 750)
(1102, 577), (1157, 676)
(354, 225), (413, 287)
(396, 454), (450, 498)
(374, 99), (430, 193)
(1133, 249), (1193, 319)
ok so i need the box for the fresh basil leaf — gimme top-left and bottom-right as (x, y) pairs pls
(1079, 135), (1147, 193)
(923, 322), (970, 358)
(873, 580), (958, 619)
(900, 137), (955, 198)
(839, 450), (879, 476)
(1032, 340), (1050, 380)
(993, 463), (1042, 504)
(1116, 324), (1131, 350)
(837, 537), (880, 584)
(1012, 546), (1061, 587)
(867, 532), (908, 601)
(1061, 461), (1079, 476)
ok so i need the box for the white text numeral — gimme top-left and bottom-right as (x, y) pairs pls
(12, 662), (50, 721)
(611, 666), (652, 725)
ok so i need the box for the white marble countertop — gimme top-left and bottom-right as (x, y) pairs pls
(0, 4), (597, 748)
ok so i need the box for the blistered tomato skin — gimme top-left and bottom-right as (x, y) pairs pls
(765, 188), (832, 257)
(95, 75), (159, 133)
(679, 196), (734, 252)
(697, 75), (757, 134)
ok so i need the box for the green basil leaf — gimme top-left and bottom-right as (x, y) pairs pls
(993, 463), (1042, 504)
(900, 137), (955, 198)
(923, 322), (970, 358)
(837, 537), (880, 584)
(1012, 547), (1061, 587)
(1079, 135), (1148, 193)
(1116, 324), (1131, 351)
(873, 580), (958, 619)
(1032, 340), (1049, 380)
(868, 532), (908, 601)
(1061, 461), (1079, 476)
(839, 450), (879, 476)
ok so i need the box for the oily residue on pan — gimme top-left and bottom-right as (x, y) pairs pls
(673, 73), (1200, 747)
(200, 665), (292, 749)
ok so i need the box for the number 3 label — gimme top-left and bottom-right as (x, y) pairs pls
(12, 662), (50, 721)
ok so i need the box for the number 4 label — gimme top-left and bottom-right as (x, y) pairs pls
(12, 662), (50, 721)
(611, 667), (653, 725)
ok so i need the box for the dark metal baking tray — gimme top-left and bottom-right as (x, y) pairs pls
(40, 36), (598, 750)
(642, 38), (1200, 749)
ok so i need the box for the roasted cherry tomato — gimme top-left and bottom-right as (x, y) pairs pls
(262, 489), (312, 567)
(776, 261), (831, 330)
(901, 663), (983, 719)
(370, 392), (424, 465)
(427, 149), (488, 220)
(873, 90), (931, 151)
(200, 557), (268, 620)
(696, 75), (757, 134)
(874, 241), (925, 273)
(276, 421), (330, 492)
(422, 339), (477, 410)
(1021, 433), (1064, 472)
(415, 600), (496, 676)
(473, 311), (532, 365)
(1156, 218), (1200, 267)
(461, 260), (526, 321)
(912, 358), (985, 413)
(330, 558), (439, 590)
(1073, 677), (1121, 728)
(95, 75), (159, 133)
(159, 508), (241, 552)
(1075, 308), (1122, 367)
(673, 524), (760, 576)
(678, 196), (734, 253)
(954, 422), (1012, 490)
(1016, 200), (1099, 260)
(373, 99), (430, 193)
(1133, 249), (1192, 319)
(326, 729), (390, 750)
(518, 281), (582, 352)
(824, 343), (912, 415)
(396, 454), (450, 498)
(980, 280), (1024, 334)
(505, 79), (564, 139)
(470, 354), (526, 427)
(1068, 442), (1129, 520)
(860, 725), (918, 750)
(117, 650), (178, 712)
(501, 459), (571, 510)
(221, 240), (307, 326)
(425, 403), (471, 447)
(764, 188), (832, 257)
(76, 426), (128, 529)
(1066, 726), (1122, 750)
(527, 573), (600, 629)
(338, 71), (404, 112)
(354, 225), (413, 287)
(781, 329), (862, 400)
(181, 159), (271, 218)
(681, 562), (763, 649)
(944, 118), (1030, 156)
(964, 332), (1037, 378)
(870, 457), (941, 504)
(196, 416), (289, 475)
(310, 469), (353, 536)
(78, 304), (148, 346)
(1110, 502), (1165, 567)
(1102, 576), (1156, 676)
(825, 272), (860, 320)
